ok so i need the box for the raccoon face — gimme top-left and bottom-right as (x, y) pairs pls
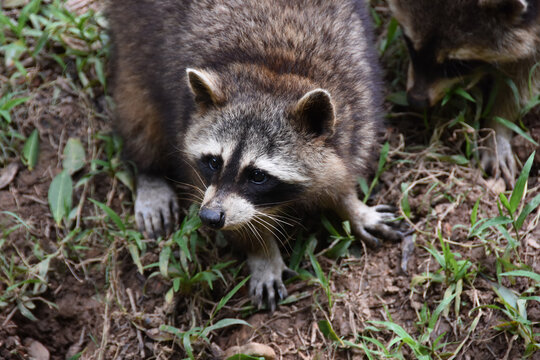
(388, 0), (538, 108)
(184, 69), (335, 230)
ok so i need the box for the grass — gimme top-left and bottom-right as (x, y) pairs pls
(1, 0), (539, 359)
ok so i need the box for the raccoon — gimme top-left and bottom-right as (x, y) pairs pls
(108, 0), (402, 310)
(388, 0), (540, 187)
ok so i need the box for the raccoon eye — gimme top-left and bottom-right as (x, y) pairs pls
(249, 169), (267, 184)
(208, 156), (222, 171)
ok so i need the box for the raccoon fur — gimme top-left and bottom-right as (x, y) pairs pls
(108, 0), (401, 310)
(388, 0), (540, 187)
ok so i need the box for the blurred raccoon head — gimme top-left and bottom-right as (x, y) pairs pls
(388, 0), (539, 108)
(183, 68), (336, 230)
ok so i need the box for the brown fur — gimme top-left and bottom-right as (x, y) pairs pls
(389, 0), (540, 186)
(109, 0), (383, 182)
(109, 0), (399, 310)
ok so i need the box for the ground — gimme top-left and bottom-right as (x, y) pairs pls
(0, 1), (539, 359)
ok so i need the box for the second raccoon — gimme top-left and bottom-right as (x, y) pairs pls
(389, 0), (540, 187)
(109, 0), (401, 310)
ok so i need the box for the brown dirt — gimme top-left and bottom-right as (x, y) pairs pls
(1, 2), (539, 360)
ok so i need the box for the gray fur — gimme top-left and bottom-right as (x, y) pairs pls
(389, 0), (540, 187)
(109, 0), (401, 310)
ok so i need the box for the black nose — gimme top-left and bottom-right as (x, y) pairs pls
(199, 208), (225, 229)
(407, 91), (430, 110)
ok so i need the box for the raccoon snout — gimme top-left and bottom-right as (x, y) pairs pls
(199, 207), (225, 229)
(406, 91), (430, 110)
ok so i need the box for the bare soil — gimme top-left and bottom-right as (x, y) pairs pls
(1, 2), (539, 360)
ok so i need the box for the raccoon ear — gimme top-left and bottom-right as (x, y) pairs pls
(294, 89), (335, 137)
(186, 68), (225, 110)
(478, 0), (527, 18)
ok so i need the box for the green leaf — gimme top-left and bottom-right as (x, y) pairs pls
(1, 96), (29, 111)
(200, 318), (251, 338)
(89, 199), (125, 232)
(321, 216), (340, 237)
(500, 270), (540, 284)
(63, 138), (86, 175)
(48, 170), (73, 225)
(308, 245), (328, 288)
(494, 117), (538, 146)
(492, 283), (518, 309)
(471, 197), (481, 226)
(510, 151), (535, 215)
(401, 182), (411, 218)
(191, 271), (217, 289)
(380, 18), (400, 54)
(516, 193), (540, 229)
(17, 301), (37, 321)
(182, 331), (195, 360)
(159, 246), (171, 278)
(165, 286), (174, 304)
(499, 193), (512, 214)
(471, 216), (512, 236)
(318, 320), (344, 346)
(428, 153), (469, 165)
(226, 355), (264, 360)
(503, 77), (522, 107)
(454, 88), (476, 103)
(358, 177), (369, 199)
(213, 276), (250, 318)
(128, 244), (144, 274)
(22, 129), (39, 170)
(428, 293), (457, 332)
(369, 320), (415, 343)
(115, 170), (134, 192)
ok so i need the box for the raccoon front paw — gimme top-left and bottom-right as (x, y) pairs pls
(249, 268), (288, 312)
(135, 175), (180, 239)
(480, 134), (516, 188)
(247, 253), (292, 312)
(352, 204), (402, 248)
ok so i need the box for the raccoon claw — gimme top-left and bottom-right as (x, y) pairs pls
(373, 204), (397, 213)
(480, 133), (516, 188)
(135, 175), (179, 239)
(250, 276), (287, 312)
(351, 203), (402, 248)
(248, 264), (289, 312)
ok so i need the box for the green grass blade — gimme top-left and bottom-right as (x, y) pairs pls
(63, 138), (86, 175)
(516, 193), (540, 230)
(22, 129), (39, 170)
(470, 198), (481, 226)
(89, 198), (126, 232)
(201, 318), (251, 338)
(510, 151), (535, 214)
(48, 170), (72, 225)
(500, 270), (540, 284)
(213, 276), (250, 318)
(428, 293), (457, 332)
(454, 88), (476, 103)
(159, 245), (171, 278)
(318, 319), (344, 346)
(494, 117), (538, 146)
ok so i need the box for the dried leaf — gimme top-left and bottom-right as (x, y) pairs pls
(0, 162), (19, 189)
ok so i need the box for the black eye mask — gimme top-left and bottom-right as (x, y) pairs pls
(404, 35), (486, 80)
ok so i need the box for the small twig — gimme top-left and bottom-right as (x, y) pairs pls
(97, 290), (112, 360)
(127, 288), (146, 358)
(2, 307), (18, 328)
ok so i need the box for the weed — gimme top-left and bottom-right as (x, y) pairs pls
(472, 279), (540, 357)
(468, 152), (540, 258)
(1, 0), (108, 91)
(160, 276), (251, 360)
(0, 213), (57, 322)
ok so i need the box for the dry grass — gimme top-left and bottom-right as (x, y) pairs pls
(0, 1), (539, 359)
